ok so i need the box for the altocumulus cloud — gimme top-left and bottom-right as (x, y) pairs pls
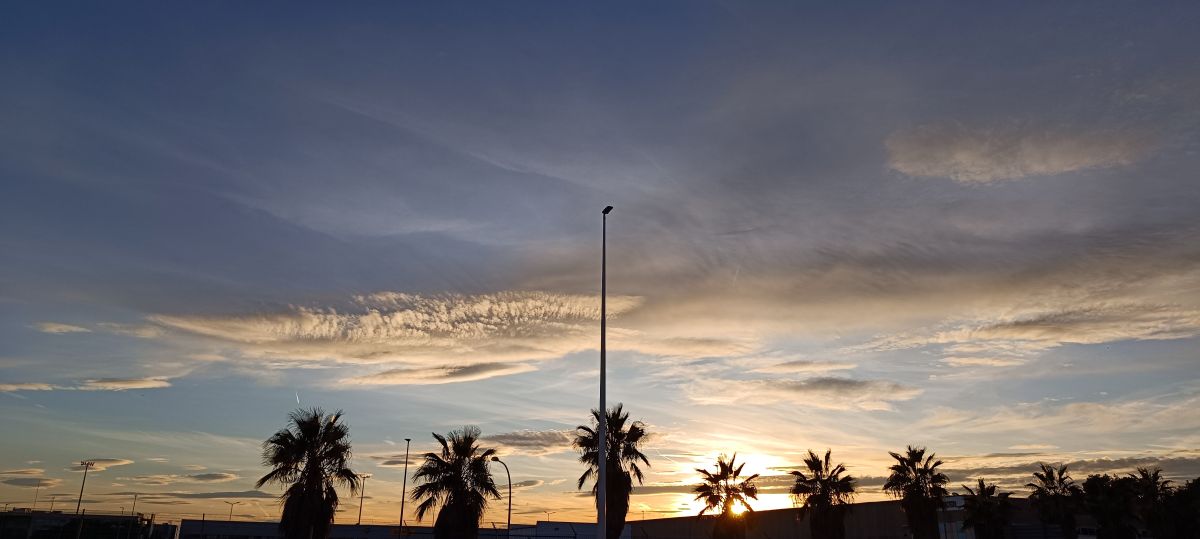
(35, 322), (91, 334)
(689, 377), (922, 411)
(886, 123), (1149, 183)
(482, 429), (576, 456)
(152, 291), (642, 370)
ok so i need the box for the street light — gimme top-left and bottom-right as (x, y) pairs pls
(356, 473), (372, 525)
(490, 457), (511, 536)
(224, 501), (240, 521)
(545, 511), (556, 523)
(597, 205), (613, 539)
(399, 438), (411, 530)
(75, 461), (95, 515)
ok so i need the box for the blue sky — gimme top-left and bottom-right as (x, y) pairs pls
(2, 0), (1199, 526)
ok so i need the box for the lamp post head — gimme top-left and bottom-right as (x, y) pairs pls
(491, 456), (501, 462)
(404, 438), (411, 443)
(602, 206), (613, 214)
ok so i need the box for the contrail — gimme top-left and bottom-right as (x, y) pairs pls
(295, 391), (301, 404)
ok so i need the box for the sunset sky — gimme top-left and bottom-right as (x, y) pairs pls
(3, 1), (1199, 527)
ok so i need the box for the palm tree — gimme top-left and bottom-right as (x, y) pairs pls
(694, 454), (759, 539)
(790, 449), (856, 539)
(256, 408), (360, 539)
(410, 426), (501, 539)
(573, 404), (651, 539)
(883, 445), (948, 539)
(1129, 467), (1172, 538)
(961, 479), (1012, 539)
(1027, 463), (1082, 539)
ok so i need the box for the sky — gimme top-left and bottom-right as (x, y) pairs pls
(2, 0), (1200, 527)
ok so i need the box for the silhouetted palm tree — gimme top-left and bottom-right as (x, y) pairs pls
(1082, 474), (1138, 539)
(694, 454), (759, 539)
(411, 426), (501, 539)
(961, 479), (1012, 539)
(573, 404), (650, 539)
(256, 408), (359, 539)
(1129, 467), (1172, 539)
(790, 449), (856, 539)
(883, 445), (948, 539)
(1027, 463), (1082, 539)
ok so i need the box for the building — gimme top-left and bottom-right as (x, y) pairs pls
(0, 509), (176, 539)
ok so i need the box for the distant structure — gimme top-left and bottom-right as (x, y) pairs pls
(0, 508), (177, 539)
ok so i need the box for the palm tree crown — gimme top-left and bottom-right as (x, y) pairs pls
(791, 449), (856, 539)
(411, 426), (501, 538)
(961, 479), (1013, 539)
(574, 404), (651, 539)
(256, 408), (359, 539)
(883, 445), (948, 539)
(694, 453), (760, 517)
(1027, 463), (1081, 539)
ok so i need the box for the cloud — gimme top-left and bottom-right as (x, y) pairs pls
(152, 291), (643, 370)
(78, 377), (172, 391)
(1, 378), (172, 392)
(0, 468), (44, 476)
(35, 322), (91, 334)
(941, 357), (1026, 368)
(67, 459), (134, 472)
(341, 362), (536, 386)
(509, 480), (544, 489)
(121, 472), (239, 485)
(483, 430), (576, 456)
(689, 377), (922, 411)
(166, 490), (275, 500)
(97, 323), (164, 339)
(1, 477), (64, 488)
(886, 123), (1150, 183)
(751, 359), (856, 374)
(0, 383), (57, 392)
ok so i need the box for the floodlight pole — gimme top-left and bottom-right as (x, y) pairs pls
(357, 474), (371, 525)
(597, 205), (613, 539)
(75, 461), (94, 515)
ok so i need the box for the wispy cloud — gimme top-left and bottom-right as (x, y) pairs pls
(483, 429), (576, 457)
(886, 123), (1150, 183)
(35, 322), (91, 334)
(688, 377), (922, 411)
(340, 363), (536, 386)
(79, 377), (172, 391)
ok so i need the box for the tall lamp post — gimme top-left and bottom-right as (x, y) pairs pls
(33, 479), (42, 510)
(597, 205), (613, 539)
(399, 438), (411, 530)
(490, 457), (511, 536)
(75, 461), (95, 515)
(224, 501), (240, 521)
(356, 474), (372, 525)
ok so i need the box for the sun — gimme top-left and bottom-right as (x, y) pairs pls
(729, 501), (747, 515)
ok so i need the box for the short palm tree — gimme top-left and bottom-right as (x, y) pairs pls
(694, 454), (759, 539)
(790, 449), (856, 539)
(1027, 463), (1081, 539)
(961, 479), (1012, 539)
(256, 408), (360, 539)
(411, 426), (501, 539)
(883, 445), (948, 539)
(574, 404), (651, 539)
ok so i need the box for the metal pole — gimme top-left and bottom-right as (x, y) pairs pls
(357, 474), (370, 525)
(399, 438), (411, 530)
(597, 205), (612, 539)
(131, 493), (137, 516)
(224, 501), (240, 521)
(75, 461), (94, 515)
(33, 479), (41, 510)
(491, 458), (511, 536)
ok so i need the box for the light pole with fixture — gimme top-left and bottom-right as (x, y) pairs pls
(224, 501), (240, 521)
(399, 438), (411, 530)
(597, 205), (613, 539)
(356, 474), (372, 525)
(75, 461), (95, 515)
(490, 457), (511, 536)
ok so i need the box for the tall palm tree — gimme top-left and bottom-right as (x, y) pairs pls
(790, 449), (856, 539)
(256, 408), (360, 539)
(961, 479), (1012, 539)
(883, 445), (948, 539)
(1027, 463), (1082, 539)
(573, 403), (650, 539)
(411, 426), (500, 539)
(694, 454), (759, 539)
(1129, 467), (1172, 539)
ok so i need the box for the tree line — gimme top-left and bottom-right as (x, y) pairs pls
(255, 407), (1200, 539)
